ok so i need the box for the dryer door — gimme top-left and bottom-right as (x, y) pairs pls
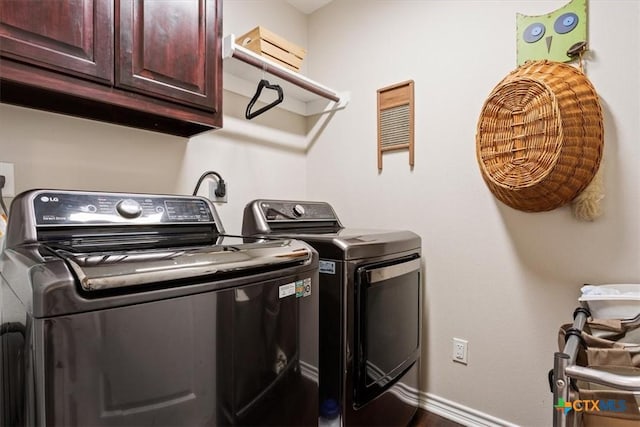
(353, 255), (421, 408)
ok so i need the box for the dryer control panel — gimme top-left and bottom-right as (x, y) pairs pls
(259, 201), (336, 221)
(243, 199), (343, 234)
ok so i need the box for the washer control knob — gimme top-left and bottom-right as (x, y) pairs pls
(292, 204), (306, 217)
(116, 199), (142, 219)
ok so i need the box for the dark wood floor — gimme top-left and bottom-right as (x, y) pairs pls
(408, 408), (464, 427)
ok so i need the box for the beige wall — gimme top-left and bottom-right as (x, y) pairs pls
(306, 0), (640, 425)
(0, 104), (186, 195)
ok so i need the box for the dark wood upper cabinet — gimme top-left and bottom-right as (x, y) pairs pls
(118, 0), (216, 110)
(0, 0), (222, 137)
(0, 0), (114, 83)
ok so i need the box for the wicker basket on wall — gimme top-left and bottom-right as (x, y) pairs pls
(476, 60), (604, 212)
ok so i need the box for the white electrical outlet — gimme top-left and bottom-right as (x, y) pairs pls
(452, 338), (468, 365)
(209, 180), (228, 203)
(0, 162), (15, 197)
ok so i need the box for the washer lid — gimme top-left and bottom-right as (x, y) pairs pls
(1, 236), (316, 318)
(51, 236), (312, 292)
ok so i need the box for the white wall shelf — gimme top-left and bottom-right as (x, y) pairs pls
(222, 34), (349, 116)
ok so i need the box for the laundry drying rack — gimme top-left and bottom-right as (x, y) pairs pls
(552, 306), (640, 427)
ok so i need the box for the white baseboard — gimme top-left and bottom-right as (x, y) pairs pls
(392, 383), (518, 427)
(421, 392), (519, 427)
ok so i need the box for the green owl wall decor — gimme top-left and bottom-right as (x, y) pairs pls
(516, 0), (587, 66)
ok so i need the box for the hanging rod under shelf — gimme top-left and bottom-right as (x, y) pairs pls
(222, 34), (344, 106)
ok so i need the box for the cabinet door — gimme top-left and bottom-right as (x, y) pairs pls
(0, 0), (113, 83)
(117, 0), (220, 111)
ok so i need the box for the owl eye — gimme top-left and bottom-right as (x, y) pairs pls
(554, 12), (579, 34)
(523, 23), (546, 43)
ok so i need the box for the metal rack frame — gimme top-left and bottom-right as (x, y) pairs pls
(552, 307), (640, 426)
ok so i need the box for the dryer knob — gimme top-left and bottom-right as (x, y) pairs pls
(292, 204), (306, 217)
(116, 199), (142, 219)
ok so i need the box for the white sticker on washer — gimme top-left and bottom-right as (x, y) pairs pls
(279, 282), (295, 299)
(319, 260), (336, 274)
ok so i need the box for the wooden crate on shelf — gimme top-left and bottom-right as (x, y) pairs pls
(236, 26), (306, 72)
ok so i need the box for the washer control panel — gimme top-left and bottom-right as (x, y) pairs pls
(33, 191), (215, 225)
(116, 198), (143, 219)
(292, 204), (306, 217)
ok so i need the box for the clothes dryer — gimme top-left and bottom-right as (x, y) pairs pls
(243, 199), (422, 427)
